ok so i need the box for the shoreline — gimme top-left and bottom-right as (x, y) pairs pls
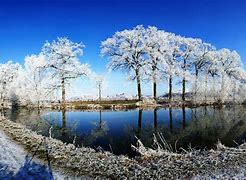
(3, 99), (245, 111)
(0, 116), (245, 179)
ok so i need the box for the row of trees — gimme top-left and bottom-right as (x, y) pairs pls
(0, 38), (104, 107)
(101, 25), (246, 102)
(0, 25), (246, 107)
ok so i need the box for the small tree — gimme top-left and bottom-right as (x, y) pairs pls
(0, 61), (20, 107)
(205, 49), (244, 102)
(94, 75), (106, 103)
(204, 51), (220, 101)
(145, 27), (163, 100)
(145, 29), (183, 101)
(178, 37), (198, 101)
(159, 33), (182, 101)
(23, 54), (47, 108)
(101, 25), (147, 101)
(218, 49), (243, 102)
(41, 37), (91, 106)
(191, 40), (214, 101)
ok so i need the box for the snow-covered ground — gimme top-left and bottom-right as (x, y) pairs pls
(0, 130), (84, 179)
(193, 165), (246, 179)
(0, 130), (27, 173)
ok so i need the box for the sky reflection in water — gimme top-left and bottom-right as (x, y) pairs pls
(6, 106), (246, 156)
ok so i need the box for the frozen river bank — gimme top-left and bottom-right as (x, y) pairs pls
(0, 128), (83, 179)
(1, 116), (246, 179)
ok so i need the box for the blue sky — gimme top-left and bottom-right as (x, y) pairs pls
(1, 0), (246, 97)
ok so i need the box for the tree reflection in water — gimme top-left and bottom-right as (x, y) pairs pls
(182, 106), (186, 130)
(87, 110), (109, 146)
(136, 109), (142, 140)
(61, 109), (66, 137)
(169, 107), (173, 133)
(154, 108), (158, 129)
(4, 105), (246, 155)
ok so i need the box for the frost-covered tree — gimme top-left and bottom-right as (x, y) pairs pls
(41, 37), (92, 105)
(145, 30), (183, 101)
(94, 75), (107, 103)
(0, 61), (20, 106)
(229, 68), (246, 101)
(23, 54), (48, 107)
(1, 27), (246, 107)
(191, 41), (214, 100)
(101, 25), (148, 101)
(145, 27), (180, 100)
(145, 27), (167, 100)
(178, 37), (198, 101)
(221, 50), (244, 102)
(203, 51), (220, 101)
(234, 69), (246, 101)
(160, 33), (182, 101)
(209, 49), (243, 102)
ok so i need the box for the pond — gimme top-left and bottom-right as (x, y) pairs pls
(4, 105), (246, 156)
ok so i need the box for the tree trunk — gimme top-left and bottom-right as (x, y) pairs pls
(1, 82), (6, 107)
(182, 59), (186, 101)
(99, 83), (102, 104)
(153, 80), (157, 101)
(152, 58), (157, 100)
(182, 77), (186, 101)
(193, 69), (199, 102)
(136, 69), (142, 101)
(169, 75), (172, 101)
(61, 77), (66, 108)
(37, 100), (40, 114)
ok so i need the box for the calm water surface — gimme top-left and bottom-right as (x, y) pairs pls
(5, 106), (246, 156)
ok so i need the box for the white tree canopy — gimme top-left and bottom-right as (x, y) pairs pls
(41, 37), (92, 102)
(0, 61), (20, 103)
(1, 26), (246, 105)
(101, 25), (148, 80)
(0, 61), (20, 85)
(42, 37), (91, 81)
